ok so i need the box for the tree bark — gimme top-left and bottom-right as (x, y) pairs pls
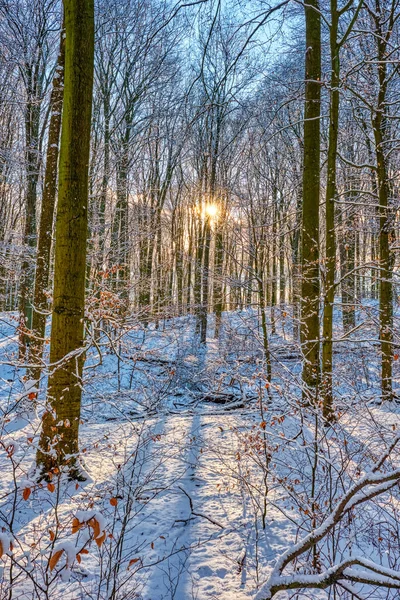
(37, 0), (94, 479)
(322, 0), (339, 420)
(19, 95), (41, 357)
(374, 71), (393, 401)
(301, 0), (321, 400)
(29, 20), (65, 386)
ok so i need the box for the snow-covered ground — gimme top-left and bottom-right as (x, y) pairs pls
(1, 304), (400, 599)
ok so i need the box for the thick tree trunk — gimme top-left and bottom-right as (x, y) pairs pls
(37, 0), (94, 479)
(372, 2), (393, 400)
(375, 98), (393, 400)
(19, 99), (41, 358)
(301, 0), (321, 400)
(29, 22), (65, 386)
(322, 0), (339, 421)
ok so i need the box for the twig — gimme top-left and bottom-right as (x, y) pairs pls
(178, 486), (224, 528)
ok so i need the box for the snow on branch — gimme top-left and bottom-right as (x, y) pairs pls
(257, 435), (400, 599)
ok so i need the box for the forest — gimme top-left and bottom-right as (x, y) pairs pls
(0, 0), (400, 598)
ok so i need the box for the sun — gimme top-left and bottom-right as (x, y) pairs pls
(205, 203), (218, 218)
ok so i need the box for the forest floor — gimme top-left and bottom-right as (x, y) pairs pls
(1, 303), (400, 599)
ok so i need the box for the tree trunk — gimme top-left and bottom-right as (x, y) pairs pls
(37, 0), (94, 479)
(29, 21), (65, 386)
(301, 0), (321, 400)
(271, 194), (277, 335)
(19, 100), (41, 357)
(199, 215), (211, 344)
(374, 76), (393, 400)
(213, 218), (224, 338)
(111, 132), (130, 308)
(322, 0), (339, 421)
(292, 183), (302, 342)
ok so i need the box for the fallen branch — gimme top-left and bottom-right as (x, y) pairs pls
(178, 486), (225, 529)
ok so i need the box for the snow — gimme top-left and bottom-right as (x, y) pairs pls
(1, 305), (400, 598)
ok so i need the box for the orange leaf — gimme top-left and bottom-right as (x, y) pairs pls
(28, 392), (36, 401)
(49, 530), (55, 541)
(394, 354), (399, 361)
(76, 553), (81, 564)
(49, 549), (64, 571)
(47, 483), (55, 493)
(23, 487), (31, 501)
(128, 557), (140, 569)
(80, 548), (89, 554)
(0, 540), (3, 558)
(151, 541), (154, 549)
(110, 497), (118, 507)
(72, 517), (81, 534)
(6, 444), (15, 457)
(88, 518), (101, 539)
(95, 531), (106, 548)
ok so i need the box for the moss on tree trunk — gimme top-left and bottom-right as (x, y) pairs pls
(301, 0), (321, 400)
(36, 0), (94, 479)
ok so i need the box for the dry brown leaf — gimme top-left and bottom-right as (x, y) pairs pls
(128, 557), (140, 569)
(71, 517), (81, 534)
(95, 531), (106, 548)
(88, 517), (101, 539)
(22, 487), (31, 501)
(49, 549), (64, 571)
(92, 519), (101, 539)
